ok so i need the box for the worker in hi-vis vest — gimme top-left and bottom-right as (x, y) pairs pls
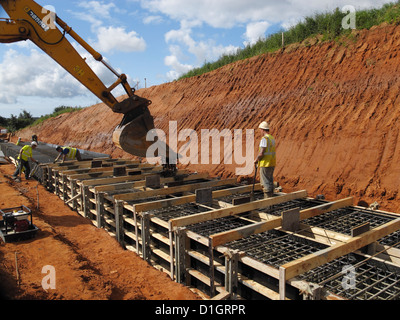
(54, 146), (82, 163)
(254, 121), (276, 198)
(12, 141), (39, 180)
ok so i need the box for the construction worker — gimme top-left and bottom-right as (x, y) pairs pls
(54, 146), (82, 163)
(254, 121), (276, 198)
(12, 141), (39, 180)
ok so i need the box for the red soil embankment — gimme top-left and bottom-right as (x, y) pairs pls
(17, 23), (400, 213)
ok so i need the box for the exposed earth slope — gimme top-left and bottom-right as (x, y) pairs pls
(16, 23), (400, 213)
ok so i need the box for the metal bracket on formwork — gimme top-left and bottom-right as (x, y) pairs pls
(196, 188), (213, 205)
(95, 192), (106, 229)
(208, 237), (216, 298)
(54, 170), (60, 196)
(46, 166), (53, 191)
(300, 283), (324, 300)
(146, 175), (161, 189)
(279, 266), (286, 300)
(61, 175), (67, 202)
(369, 201), (380, 211)
(351, 222), (376, 255)
(91, 160), (102, 168)
(281, 207), (300, 232)
(81, 185), (90, 218)
(175, 227), (187, 284)
(113, 166), (126, 177)
(141, 212), (151, 262)
(69, 179), (78, 211)
(133, 211), (140, 255)
(114, 200), (126, 248)
(224, 249), (240, 300)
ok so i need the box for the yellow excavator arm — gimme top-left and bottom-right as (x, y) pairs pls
(0, 0), (170, 162)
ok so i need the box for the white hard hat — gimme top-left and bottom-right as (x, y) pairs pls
(258, 121), (270, 130)
(31, 141), (38, 147)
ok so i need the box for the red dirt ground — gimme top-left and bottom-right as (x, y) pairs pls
(0, 164), (201, 300)
(6, 22), (400, 299)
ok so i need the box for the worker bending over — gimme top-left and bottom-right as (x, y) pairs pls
(254, 121), (276, 198)
(54, 146), (82, 163)
(12, 141), (39, 180)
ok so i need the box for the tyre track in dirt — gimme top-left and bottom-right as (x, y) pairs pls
(0, 164), (201, 300)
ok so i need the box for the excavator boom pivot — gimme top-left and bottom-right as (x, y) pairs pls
(0, 0), (176, 166)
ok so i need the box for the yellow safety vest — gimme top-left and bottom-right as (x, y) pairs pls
(258, 134), (276, 168)
(63, 147), (77, 159)
(18, 145), (32, 161)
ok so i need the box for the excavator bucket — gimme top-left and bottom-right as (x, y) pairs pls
(112, 105), (155, 158)
(112, 102), (178, 164)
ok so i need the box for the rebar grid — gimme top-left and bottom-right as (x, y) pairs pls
(187, 216), (253, 237)
(257, 198), (324, 216)
(183, 198), (323, 237)
(226, 230), (327, 268)
(379, 231), (400, 249)
(218, 191), (265, 203)
(148, 203), (212, 221)
(299, 253), (400, 300)
(126, 195), (165, 205)
(303, 207), (395, 235)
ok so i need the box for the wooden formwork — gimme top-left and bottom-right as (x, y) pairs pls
(41, 158), (138, 192)
(128, 190), (400, 301)
(39, 159), (400, 301)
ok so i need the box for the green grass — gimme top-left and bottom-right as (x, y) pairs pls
(179, 1), (400, 80)
(29, 106), (83, 127)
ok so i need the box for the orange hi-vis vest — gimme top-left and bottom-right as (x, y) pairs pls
(258, 134), (276, 168)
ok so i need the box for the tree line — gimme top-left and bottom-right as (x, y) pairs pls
(0, 106), (82, 132)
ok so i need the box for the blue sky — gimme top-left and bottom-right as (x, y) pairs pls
(0, 0), (394, 118)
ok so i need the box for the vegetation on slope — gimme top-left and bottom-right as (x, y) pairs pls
(30, 106), (83, 127)
(179, 1), (400, 80)
(0, 106), (82, 132)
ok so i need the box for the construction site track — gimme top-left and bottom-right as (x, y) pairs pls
(0, 163), (201, 300)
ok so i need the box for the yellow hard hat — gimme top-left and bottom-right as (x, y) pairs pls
(258, 121), (270, 130)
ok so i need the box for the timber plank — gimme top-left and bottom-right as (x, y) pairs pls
(210, 196), (353, 247)
(282, 218), (400, 280)
(114, 178), (237, 202)
(170, 190), (307, 230)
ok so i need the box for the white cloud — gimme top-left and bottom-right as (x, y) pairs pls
(0, 42), (128, 106)
(164, 21), (239, 79)
(77, 1), (116, 20)
(243, 21), (270, 46)
(138, 0), (393, 80)
(164, 54), (193, 81)
(93, 26), (146, 53)
(0, 48), (87, 105)
(143, 15), (164, 24)
(73, 1), (147, 53)
(140, 0), (393, 28)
